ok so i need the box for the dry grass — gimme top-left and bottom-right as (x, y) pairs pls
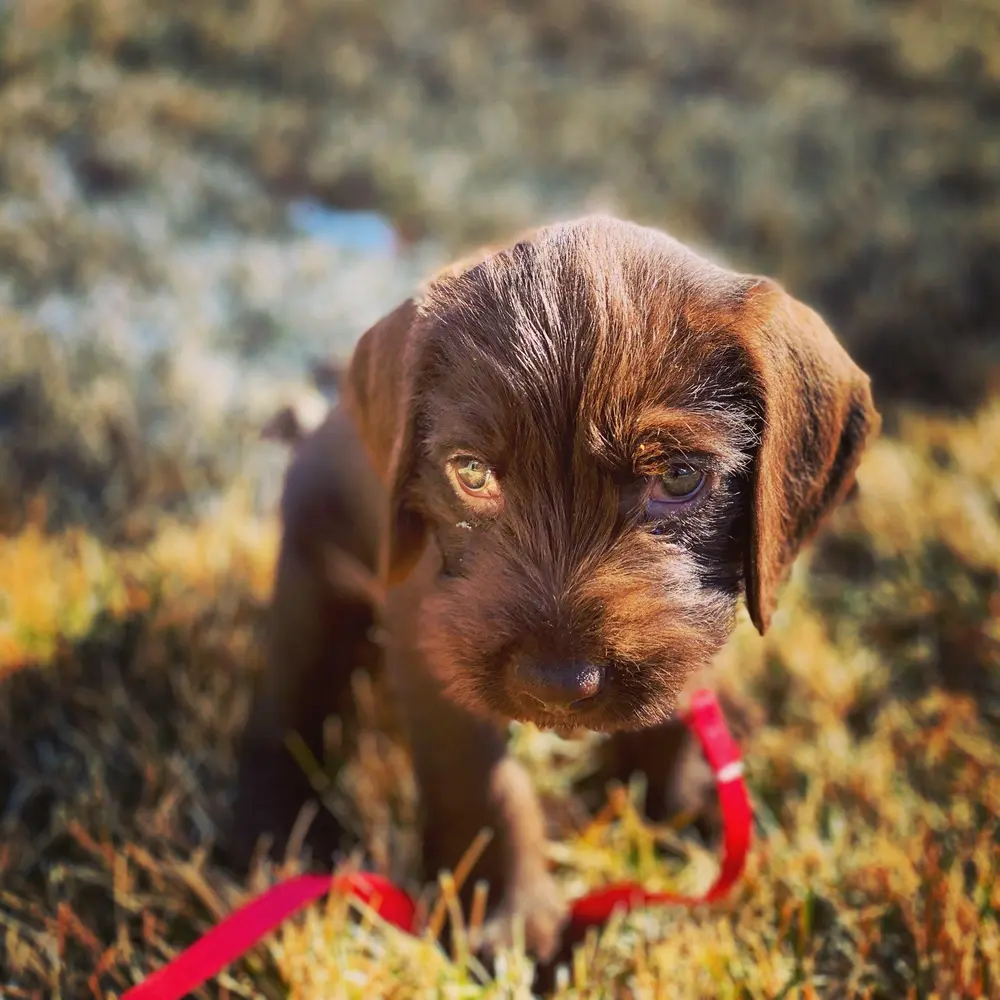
(1, 400), (998, 999)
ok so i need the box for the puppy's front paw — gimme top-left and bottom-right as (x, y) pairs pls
(478, 869), (568, 964)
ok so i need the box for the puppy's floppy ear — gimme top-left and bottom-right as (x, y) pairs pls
(343, 297), (428, 585)
(737, 279), (880, 634)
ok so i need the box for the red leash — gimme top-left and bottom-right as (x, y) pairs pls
(567, 689), (750, 929)
(122, 689), (750, 1000)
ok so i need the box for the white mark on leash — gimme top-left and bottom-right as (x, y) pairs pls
(716, 761), (745, 784)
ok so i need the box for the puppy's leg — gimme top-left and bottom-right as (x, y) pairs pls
(228, 408), (383, 870)
(229, 541), (376, 869)
(386, 594), (566, 960)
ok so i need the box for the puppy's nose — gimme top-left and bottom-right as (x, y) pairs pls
(513, 660), (606, 710)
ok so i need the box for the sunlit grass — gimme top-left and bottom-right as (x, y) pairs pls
(0, 488), (278, 675)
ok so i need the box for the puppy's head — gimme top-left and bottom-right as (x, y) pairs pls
(344, 217), (879, 732)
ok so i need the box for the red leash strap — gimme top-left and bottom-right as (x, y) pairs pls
(122, 690), (750, 1000)
(567, 688), (752, 930)
(121, 873), (416, 1000)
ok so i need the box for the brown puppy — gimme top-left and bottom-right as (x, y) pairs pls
(230, 216), (879, 960)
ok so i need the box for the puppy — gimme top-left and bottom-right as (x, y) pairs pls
(230, 216), (879, 960)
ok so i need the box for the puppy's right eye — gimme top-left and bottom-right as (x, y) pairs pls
(447, 456), (502, 506)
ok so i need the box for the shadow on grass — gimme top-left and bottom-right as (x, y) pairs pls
(0, 597), (289, 999)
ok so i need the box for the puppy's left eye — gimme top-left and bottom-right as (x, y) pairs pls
(447, 456), (502, 505)
(650, 462), (706, 503)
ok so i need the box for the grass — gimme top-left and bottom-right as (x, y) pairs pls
(1, 399), (998, 999)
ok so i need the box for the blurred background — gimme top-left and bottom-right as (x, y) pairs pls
(2, 0), (1000, 535)
(1, 2), (999, 997)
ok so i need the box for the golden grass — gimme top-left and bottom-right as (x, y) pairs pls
(0, 489), (277, 675)
(1, 401), (999, 999)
